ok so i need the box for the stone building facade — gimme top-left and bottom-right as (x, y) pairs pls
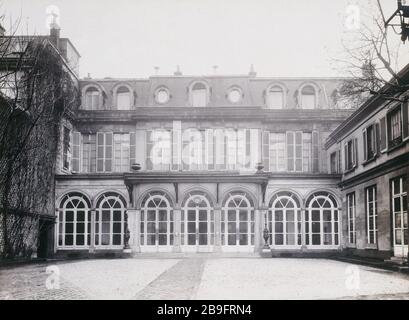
(326, 65), (409, 260)
(55, 70), (357, 257)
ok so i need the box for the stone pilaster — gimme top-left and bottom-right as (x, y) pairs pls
(89, 209), (96, 254)
(173, 205), (181, 252)
(214, 207), (222, 252)
(127, 209), (140, 253)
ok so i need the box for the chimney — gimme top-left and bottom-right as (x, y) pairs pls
(248, 64), (257, 77)
(174, 65), (182, 76)
(49, 12), (60, 48)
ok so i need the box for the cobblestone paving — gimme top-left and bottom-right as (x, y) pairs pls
(0, 263), (89, 300)
(133, 258), (205, 300)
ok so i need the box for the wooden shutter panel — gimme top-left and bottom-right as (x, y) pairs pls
(104, 132), (113, 172)
(312, 131), (319, 173)
(344, 143), (348, 170)
(375, 123), (380, 155)
(72, 132), (81, 172)
(362, 129), (367, 162)
(96, 132), (104, 172)
(353, 138), (358, 167)
(402, 102), (409, 140)
(146, 130), (153, 170)
(262, 131), (270, 171)
(130, 132), (136, 170)
(379, 117), (387, 152)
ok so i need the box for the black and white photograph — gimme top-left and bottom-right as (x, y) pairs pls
(0, 0), (409, 308)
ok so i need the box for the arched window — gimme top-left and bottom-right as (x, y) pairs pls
(300, 85), (317, 109)
(266, 85), (285, 109)
(306, 192), (340, 246)
(58, 192), (91, 248)
(182, 192), (214, 249)
(267, 192), (301, 246)
(95, 192), (126, 247)
(116, 86), (131, 110)
(84, 87), (101, 110)
(191, 82), (208, 107)
(140, 191), (174, 247)
(222, 192), (255, 247)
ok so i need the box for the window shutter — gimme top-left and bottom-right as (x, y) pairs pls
(72, 132), (81, 172)
(379, 117), (387, 152)
(344, 143), (348, 170)
(104, 132), (113, 172)
(337, 149), (341, 173)
(375, 123), (380, 155)
(362, 129), (367, 162)
(96, 132), (104, 172)
(172, 123), (182, 171)
(262, 131), (270, 171)
(205, 129), (214, 170)
(130, 132), (136, 170)
(146, 130), (154, 170)
(353, 138), (358, 167)
(312, 131), (319, 173)
(286, 131), (294, 172)
(402, 101), (409, 140)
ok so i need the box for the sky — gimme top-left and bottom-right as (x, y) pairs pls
(0, 0), (405, 79)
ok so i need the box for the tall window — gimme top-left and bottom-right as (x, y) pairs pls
(182, 129), (206, 170)
(267, 192), (301, 246)
(269, 133), (286, 172)
(147, 130), (172, 171)
(305, 192), (339, 246)
(365, 186), (377, 244)
(286, 131), (303, 172)
(191, 82), (208, 107)
(181, 192), (214, 247)
(392, 176), (408, 257)
(363, 124), (377, 161)
(344, 138), (357, 171)
(113, 133), (130, 172)
(388, 107), (402, 148)
(116, 86), (131, 110)
(85, 87), (100, 110)
(140, 191), (174, 247)
(58, 192), (91, 248)
(221, 192), (255, 247)
(267, 86), (284, 109)
(82, 134), (96, 173)
(62, 127), (71, 171)
(95, 193), (126, 247)
(97, 132), (113, 172)
(347, 193), (356, 244)
(330, 152), (338, 174)
(300, 85), (316, 109)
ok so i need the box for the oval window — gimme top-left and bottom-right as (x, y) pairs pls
(156, 89), (170, 104)
(228, 89), (242, 103)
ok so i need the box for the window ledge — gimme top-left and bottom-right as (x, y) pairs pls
(344, 167), (356, 175)
(362, 156), (377, 167)
(387, 140), (407, 154)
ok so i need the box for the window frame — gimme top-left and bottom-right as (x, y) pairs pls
(347, 192), (356, 245)
(365, 185), (378, 245)
(362, 123), (378, 164)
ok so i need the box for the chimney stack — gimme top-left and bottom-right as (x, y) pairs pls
(174, 65), (182, 76)
(248, 64), (257, 77)
(49, 11), (60, 48)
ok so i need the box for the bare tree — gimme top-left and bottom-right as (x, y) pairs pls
(0, 17), (79, 259)
(335, 0), (409, 107)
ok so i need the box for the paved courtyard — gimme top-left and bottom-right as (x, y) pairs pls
(1, 257), (409, 300)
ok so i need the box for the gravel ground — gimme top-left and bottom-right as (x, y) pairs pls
(195, 258), (409, 300)
(1, 257), (409, 300)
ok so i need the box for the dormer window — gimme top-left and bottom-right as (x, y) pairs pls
(84, 87), (101, 110)
(266, 85), (285, 109)
(155, 87), (170, 104)
(300, 85), (317, 109)
(116, 86), (131, 110)
(191, 82), (208, 107)
(228, 87), (243, 104)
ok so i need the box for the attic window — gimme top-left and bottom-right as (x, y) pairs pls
(228, 88), (242, 104)
(116, 86), (131, 110)
(301, 85), (317, 109)
(191, 82), (208, 107)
